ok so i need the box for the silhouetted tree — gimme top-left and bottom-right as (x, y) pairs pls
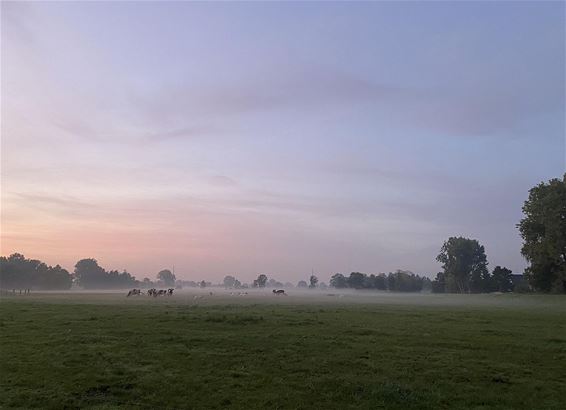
(436, 237), (488, 293)
(297, 280), (308, 288)
(223, 275), (236, 288)
(330, 273), (348, 288)
(491, 266), (513, 292)
(431, 272), (445, 293)
(386, 270), (425, 292)
(348, 272), (365, 289)
(309, 275), (318, 289)
(0, 254), (72, 290)
(375, 273), (387, 290)
(157, 269), (176, 287)
(254, 273), (267, 288)
(518, 174), (566, 293)
(74, 259), (107, 289)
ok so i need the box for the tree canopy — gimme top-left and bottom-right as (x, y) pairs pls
(436, 237), (488, 293)
(253, 274), (268, 288)
(518, 174), (566, 293)
(329, 271), (429, 292)
(74, 259), (138, 289)
(309, 275), (318, 289)
(223, 275), (236, 288)
(0, 253), (72, 290)
(157, 269), (176, 287)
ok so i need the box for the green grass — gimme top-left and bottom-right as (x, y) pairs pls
(1, 293), (565, 409)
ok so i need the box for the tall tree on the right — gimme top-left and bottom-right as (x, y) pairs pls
(518, 174), (566, 293)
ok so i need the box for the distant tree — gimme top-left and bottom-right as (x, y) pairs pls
(157, 270), (176, 287)
(347, 272), (365, 289)
(38, 264), (72, 290)
(431, 272), (446, 293)
(267, 278), (283, 288)
(0, 254), (72, 290)
(421, 277), (433, 293)
(297, 280), (308, 288)
(518, 174), (566, 293)
(233, 279), (242, 289)
(491, 266), (513, 292)
(223, 275), (236, 288)
(386, 270), (423, 292)
(199, 280), (206, 288)
(375, 273), (387, 290)
(255, 274), (268, 288)
(470, 267), (492, 293)
(436, 237), (489, 293)
(74, 258), (107, 289)
(309, 275), (318, 289)
(319, 282), (328, 290)
(329, 274), (348, 288)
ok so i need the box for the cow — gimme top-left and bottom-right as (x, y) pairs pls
(272, 289), (287, 296)
(167, 288), (174, 296)
(127, 289), (142, 297)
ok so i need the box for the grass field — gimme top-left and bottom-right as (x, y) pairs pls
(1, 291), (565, 409)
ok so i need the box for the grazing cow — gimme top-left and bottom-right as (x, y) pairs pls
(167, 288), (174, 296)
(157, 289), (167, 296)
(127, 289), (142, 297)
(272, 289), (286, 296)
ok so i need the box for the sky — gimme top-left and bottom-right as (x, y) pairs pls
(1, 1), (564, 283)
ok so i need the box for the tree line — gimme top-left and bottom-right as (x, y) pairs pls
(330, 270), (430, 292)
(221, 274), (324, 290)
(1, 174), (564, 293)
(0, 253), (72, 290)
(0, 256), (179, 291)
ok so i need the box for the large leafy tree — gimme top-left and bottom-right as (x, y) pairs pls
(347, 272), (365, 289)
(157, 269), (176, 287)
(255, 274), (268, 288)
(491, 266), (513, 293)
(329, 274), (347, 288)
(74, 259), (106, 288)
(518, 174), (566, 293)
(436, 237), (488, 293)
(223, 275), (236, 288)
(74, 259), (138, 289)
(309, 275), (318, 289)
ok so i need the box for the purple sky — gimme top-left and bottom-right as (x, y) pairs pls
(1, 1), (564, 283)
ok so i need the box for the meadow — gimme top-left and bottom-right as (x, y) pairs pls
(1, 291), (565, 409)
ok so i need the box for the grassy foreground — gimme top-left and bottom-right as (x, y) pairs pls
(1, 293), (565, 409)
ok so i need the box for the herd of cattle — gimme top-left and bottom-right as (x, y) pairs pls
(127, 288), (174, 297)
(127, 288), (288, 297)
